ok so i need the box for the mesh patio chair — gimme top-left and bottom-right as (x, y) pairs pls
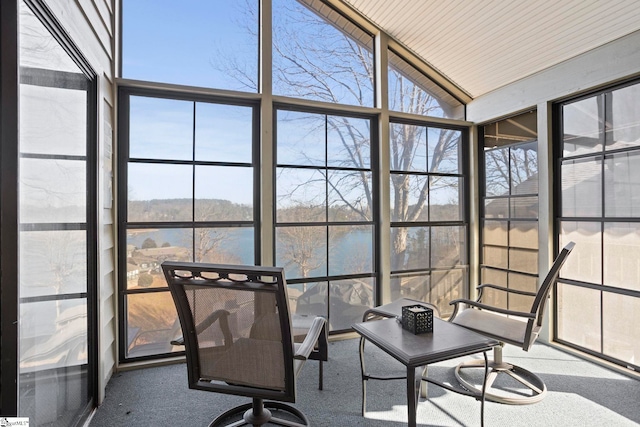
(162, 262), (328, 427)
(448, 241), (575, 404)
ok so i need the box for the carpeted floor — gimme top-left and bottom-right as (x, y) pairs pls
(88, 338), (639, 426)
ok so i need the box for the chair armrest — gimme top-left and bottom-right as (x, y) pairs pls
(294, 316), (327, 361)
(477, 283), (537, 297)
(449, 298), (536, 319)
(195, 309), (231, 334)
(171, 309), (232, 347)
(170, 336), (184, 346)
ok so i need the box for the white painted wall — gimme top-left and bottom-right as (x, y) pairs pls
(467, 30), (640, 124)
(44, 0), (117, 405)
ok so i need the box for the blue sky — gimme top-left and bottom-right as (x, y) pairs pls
(123, 0), (258, 90)
(121, 0), (460, 208)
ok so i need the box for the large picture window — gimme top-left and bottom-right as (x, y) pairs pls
(556, 80), (640, 371)
(122, 0), (259, 92)
(116, 0), (470, 361)
(275, 108), (376, 332)
(389, 120), (467, 317)
(118, 89), (258, 360)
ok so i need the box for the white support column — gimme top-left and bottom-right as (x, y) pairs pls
(376, 32), (391, 304)
(260, 0), (274, 266)
(468, 124), (481, 297)
(537, 102), (554, 342)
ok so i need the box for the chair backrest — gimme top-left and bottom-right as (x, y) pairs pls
(523, 241), (575, 349)
(162, 261), (298, 403)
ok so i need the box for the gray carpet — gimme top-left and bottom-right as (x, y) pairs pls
(89, 338), (639, 426)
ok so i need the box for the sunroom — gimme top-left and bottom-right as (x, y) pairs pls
(1, 0), (639, 426)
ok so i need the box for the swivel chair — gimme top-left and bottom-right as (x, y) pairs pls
(448, 242), (575, 404)
(162, 262), (328, 426)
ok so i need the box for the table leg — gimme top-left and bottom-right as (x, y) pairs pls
(359, 336), (367, 416)
(406, 366), (419, 427)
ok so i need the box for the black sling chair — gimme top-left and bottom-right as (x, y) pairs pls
(449, 242), (575, 404)
(162, 262), (328, 426)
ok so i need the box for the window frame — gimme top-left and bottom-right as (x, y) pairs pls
(0, 0), (99, 419)
(273, 103), (379, 333)
(388, 116), (470, 317)
(553, 78), (640, 372)
(117, 86), (261, 362)
(479, 112), (539, 312)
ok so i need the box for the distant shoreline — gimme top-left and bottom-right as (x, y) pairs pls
(127, 229), (159, 235)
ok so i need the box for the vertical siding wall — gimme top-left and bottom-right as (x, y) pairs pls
(44, 0), (116, 404)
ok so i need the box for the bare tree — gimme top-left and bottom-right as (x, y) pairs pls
(484, 143), (538, 197)
(44, 231), (84, 317)
(219, 0), (462, 294)
(192, 201), (243, 264)
(278, 224), (325, 283)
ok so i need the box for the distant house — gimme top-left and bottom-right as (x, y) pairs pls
(126, 263), (139, 279)
(126, 244), (137, 259)
(129, 246), (190, 273)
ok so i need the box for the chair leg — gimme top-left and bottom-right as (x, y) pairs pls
(454, 345), (547, 405)
(264, 402), (310, 427)
(209, 398), (310, 427)
(243, 399), (273, 426)
(419, 366), (428, 398)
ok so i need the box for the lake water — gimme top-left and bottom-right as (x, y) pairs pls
(127, 226), (374, 280)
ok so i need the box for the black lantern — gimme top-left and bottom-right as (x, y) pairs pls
(401, 305), (433, 334)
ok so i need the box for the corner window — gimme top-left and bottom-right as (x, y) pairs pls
(118, 89), (258, 360)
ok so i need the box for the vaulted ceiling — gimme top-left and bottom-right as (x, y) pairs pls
(340, 0), (640, 99)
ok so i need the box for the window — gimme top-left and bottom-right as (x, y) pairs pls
(275, 108), (376, 331)
(122, 0), (259, 92)
(117, 0), (469, 356)
(556, 81), (640, 371)
(388, 50), (464, 119)
(16, 0), (97, 424)
(389, 120), (467, 317)
(118, 89), (258, 360)
(481, 111), (539, 312)
(272, 0), (374, 107)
